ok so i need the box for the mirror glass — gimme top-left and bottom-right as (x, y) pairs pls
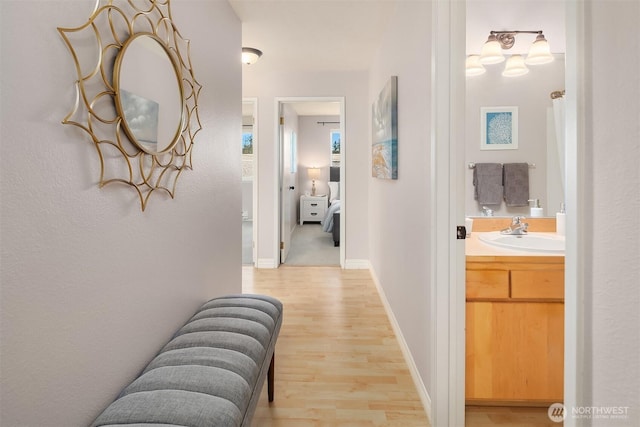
(465, 1), (565, 218)
(115, 34), (184, 154)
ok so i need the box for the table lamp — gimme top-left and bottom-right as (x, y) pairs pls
(308, 167), (321, 196)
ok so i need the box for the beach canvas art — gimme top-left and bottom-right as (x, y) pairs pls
(372, 76), (398, 179)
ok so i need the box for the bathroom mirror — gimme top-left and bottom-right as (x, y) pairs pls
(114, 34), (184, 154)
(464, 55), (565, 219)
(465, 2), (565, 218)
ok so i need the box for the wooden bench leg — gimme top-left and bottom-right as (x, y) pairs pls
(268, 353), (275, 402)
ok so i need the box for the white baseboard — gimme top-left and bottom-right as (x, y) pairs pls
(368, 266), (432, 423)
(256, 258), (277, 269)
(344, 259), (371, 269)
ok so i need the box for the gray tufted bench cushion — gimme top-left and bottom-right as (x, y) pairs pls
(91, 294), (283, 427)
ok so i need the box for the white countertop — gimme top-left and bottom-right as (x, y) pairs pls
(466, 232), (565, 257)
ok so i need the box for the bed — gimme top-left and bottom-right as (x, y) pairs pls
(321, 167), (340, 246)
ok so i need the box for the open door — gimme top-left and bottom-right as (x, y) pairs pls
(279, 104), (295, 263)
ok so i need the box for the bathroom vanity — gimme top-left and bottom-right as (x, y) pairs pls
(465, 218), (563, 406)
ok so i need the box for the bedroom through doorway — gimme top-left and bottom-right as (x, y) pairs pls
(277, 97), (345, 267)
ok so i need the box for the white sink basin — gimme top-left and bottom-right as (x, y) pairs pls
(478, 232), (565, 253)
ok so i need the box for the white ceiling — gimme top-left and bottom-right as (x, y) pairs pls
(233, 0), (565, 115)
(229, 0), (397, 72)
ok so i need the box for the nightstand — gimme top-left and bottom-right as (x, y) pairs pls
(300, 195), (328, 225)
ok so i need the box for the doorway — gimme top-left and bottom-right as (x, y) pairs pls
(463, 2), (566, 426)
(450, 3), (583, 425)
(276, 97), (345, 267)
(242, 98), (258, 266)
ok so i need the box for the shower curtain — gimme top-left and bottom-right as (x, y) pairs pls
(552, 91), (566, 196)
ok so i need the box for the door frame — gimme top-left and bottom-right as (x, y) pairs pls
(431, 1), (466, 425)
(277, 101), (291, 263)
(274, 96), (346, 267)
(562, 2), (586, 425)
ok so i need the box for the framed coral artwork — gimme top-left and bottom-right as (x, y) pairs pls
(480, 106), (518, 150)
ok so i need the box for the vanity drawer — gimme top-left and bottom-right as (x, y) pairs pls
(510, 270), (564, 300)
(466, 270), (509, 299)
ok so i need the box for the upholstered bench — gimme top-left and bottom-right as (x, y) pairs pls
(91, 294), (283, 427)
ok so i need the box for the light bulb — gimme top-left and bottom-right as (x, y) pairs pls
(466, 55), (486, 76)
(502, 54), (529, 77)
(525, 34), (554, 65)
(479, 34), (505, 64)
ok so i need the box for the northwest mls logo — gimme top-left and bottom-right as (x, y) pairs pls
(549, 404), (630, 422)
(548, 403), (566, 423)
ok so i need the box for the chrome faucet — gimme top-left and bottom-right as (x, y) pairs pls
(501, 216), (529, 235)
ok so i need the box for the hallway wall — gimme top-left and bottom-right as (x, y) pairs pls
(0, 1), (242, 425)
(367, 0), (433, 405)
(582, 0), (640, 421)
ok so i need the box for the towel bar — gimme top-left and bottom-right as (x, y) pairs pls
(468, 162), (535, 169)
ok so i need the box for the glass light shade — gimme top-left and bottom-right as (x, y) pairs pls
(241, 47), (262, 65)
(308, 167), (321, 180)
(465, 55), (486, 76)
(525, 34), (554, 65)
(479, 35), (505, 64)
(502, 54), (529, 77)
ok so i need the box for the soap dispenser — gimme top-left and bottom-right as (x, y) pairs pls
(556, 203), (566, 236)
(528, 199), (544, 217)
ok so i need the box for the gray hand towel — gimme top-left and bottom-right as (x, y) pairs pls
(473, 163), (503, 205)
(503, 163), (529, 206)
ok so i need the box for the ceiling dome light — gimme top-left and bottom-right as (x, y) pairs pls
(241, 47), (262, 65)
(479, 34), (505, 64)
(502, 54), (529, 77)
(525, 34), (554, 65)
(465, 55), (486, 76)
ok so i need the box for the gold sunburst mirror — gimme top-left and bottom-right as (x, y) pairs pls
(58, 0), (202, 211)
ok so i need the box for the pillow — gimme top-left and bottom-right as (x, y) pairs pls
(328, 182), (339, 202)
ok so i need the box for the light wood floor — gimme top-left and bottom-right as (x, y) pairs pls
(244, 266), (429, 427)
(244, 266), (557, 427)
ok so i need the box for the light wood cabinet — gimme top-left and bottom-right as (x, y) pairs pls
(465, 256), (564, 405)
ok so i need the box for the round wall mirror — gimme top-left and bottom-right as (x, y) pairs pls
(114, 34), (184, 154)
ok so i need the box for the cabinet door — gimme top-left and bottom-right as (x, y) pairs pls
(466, 301), (564, 403)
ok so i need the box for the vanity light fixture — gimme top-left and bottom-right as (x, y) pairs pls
(242, 47), (263, 65)
(470, 30), (554, 77)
